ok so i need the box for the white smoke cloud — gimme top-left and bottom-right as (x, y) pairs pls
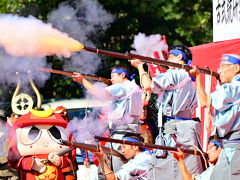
(0, 48), (50, 89)
(47, 0), (114, 74)
(132, 32), (168, 57)
(68, 107), (108, 143)
(0, 0), (116, 144)
(47, 0), (116, 142)
(0, 14), (81, 58)
(0, 0), (114, 101)
(0, 120), (10, 157)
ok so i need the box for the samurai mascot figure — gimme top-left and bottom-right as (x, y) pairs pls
(8, 108), (75, 180)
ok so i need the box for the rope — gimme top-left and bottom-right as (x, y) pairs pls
(191, 144), (208, 170)
(140, 72), (149, 90)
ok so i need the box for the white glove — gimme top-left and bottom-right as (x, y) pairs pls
(48, 153), (61, 166)
(32, 158), (46, 173)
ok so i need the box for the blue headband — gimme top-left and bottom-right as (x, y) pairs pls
(168, 49), (192, 66)
(122, 137), (152, 154)
(221, 55), (240, 65)
(210, 140), (222, 147)
(111, 68), (135, 80)
(123, 137), (141, 143)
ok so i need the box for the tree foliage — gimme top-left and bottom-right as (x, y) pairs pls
(98, 0), (212, 51)
(0, 0), (213, 107)
(0, 0), (64, 19)
(97, 0), (212, 84)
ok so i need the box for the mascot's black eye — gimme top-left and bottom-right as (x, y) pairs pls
(28, 126), (40, 140)
(48, 126), (61, 140)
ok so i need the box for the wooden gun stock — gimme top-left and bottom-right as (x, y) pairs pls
(59, 139), (127, 162)
(36, 67), (112, 85)
(95, 136), (208, 159)
(84, 46), (220, 79)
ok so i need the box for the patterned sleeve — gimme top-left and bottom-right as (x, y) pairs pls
(115, 162), (134, 180)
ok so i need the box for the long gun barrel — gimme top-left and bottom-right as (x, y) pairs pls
(36, 67), (112, 85)
(95, 136), (208, 158)
(59, 139), (127, 162)
(84, 46), (219, 79)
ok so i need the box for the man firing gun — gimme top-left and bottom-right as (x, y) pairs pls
(93, 134), (152, 180)
(72, 64), (143, 177)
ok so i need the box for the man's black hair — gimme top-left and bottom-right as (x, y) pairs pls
(111, 64), (132, 80)
(123, 133), (145, 151)
(169, 44), (192, 63)
(123, 133), (144, 143)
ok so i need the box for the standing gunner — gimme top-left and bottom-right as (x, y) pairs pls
(131, 44), (203, 180)
(190, 54), (240, 179)
(72, 64), (143, 175)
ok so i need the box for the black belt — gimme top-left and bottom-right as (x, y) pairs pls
(163, 115), (200, 124)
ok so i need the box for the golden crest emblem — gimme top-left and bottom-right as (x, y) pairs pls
(11, 71), (42, 115)
(35, 163), (58, 180)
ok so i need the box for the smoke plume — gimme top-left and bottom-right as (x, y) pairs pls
(0, 14), (82, 58)
(0, 0), (118, 144)
(0, 0), (114, 99)
(48, 0), (114, 74)
(132, 32), (168, 58)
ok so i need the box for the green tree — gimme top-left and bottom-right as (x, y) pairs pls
(0, 0), (213, 111)
(0, 0), (64, 19)
(98, 0), (212, 50)
(97, 0), (212, 82)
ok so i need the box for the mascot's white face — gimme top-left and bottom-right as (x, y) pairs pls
(16, 124), (69, 156)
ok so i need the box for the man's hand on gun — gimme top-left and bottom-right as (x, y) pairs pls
(189, 65), (201, 78)
(72, 72), (83, 82)
(170, 147), (184, 162)
(92, 147), (105, 162)
(129, 59), (143, 69)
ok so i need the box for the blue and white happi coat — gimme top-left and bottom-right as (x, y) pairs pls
(116, 151), (152, 180)
(210, 74), (240, 180)
(147, 69), (203, 180)
(106, 79), (143, 133)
